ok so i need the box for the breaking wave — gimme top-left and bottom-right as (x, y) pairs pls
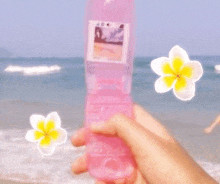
(4, 65), (61, 75)
(215, 65), (220, 74)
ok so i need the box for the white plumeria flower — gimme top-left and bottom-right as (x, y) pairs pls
(151, 45), (203, 101)
(25, 112), (67, 156)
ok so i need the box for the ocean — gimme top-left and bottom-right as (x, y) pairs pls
(0, 56), (220, 183)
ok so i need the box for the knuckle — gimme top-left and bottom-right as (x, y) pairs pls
(111, 113), (125, 121)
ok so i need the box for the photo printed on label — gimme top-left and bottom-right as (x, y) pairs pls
(87, 21), (129, 64)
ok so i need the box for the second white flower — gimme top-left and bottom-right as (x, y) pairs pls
(151, 45), (203, 101)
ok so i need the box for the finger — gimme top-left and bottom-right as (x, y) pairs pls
(125, 168), (137, 184)
(203, 128), (211, 134)
(90, 113), (159, 158)
(95, 179), (125, 184)
(71, 153), (87, 174)
(71, 128), (86, 147)
(133, 104), (174, 141)
(130, 170), (149, 184)
(114, 178), (126, 184)
(95, 181), (106, 184)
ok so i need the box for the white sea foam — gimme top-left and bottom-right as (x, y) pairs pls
(215, 65), (220, 74)
(0, 129), (94, 184)
(0, 129), (220, 183)
(4, 65), (61, 75)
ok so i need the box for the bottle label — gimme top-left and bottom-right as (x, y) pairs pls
(87, 20), (130, 64)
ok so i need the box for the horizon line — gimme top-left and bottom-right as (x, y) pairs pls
(1, 55), (220, 59)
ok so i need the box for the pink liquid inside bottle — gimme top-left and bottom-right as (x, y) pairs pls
(83, 0), (136, 181)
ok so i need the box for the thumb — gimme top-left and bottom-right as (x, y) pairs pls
(90, 112), (169, 159)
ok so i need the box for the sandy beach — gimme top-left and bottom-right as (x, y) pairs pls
(93, 42), (123, 61)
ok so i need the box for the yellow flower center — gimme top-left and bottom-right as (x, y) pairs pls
(162, 57), (193, 92)
(34, 120), (60, 147)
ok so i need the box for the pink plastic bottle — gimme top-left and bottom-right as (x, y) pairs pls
(83, 0), (136, 181)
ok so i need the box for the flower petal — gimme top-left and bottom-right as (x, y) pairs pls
(30, 114), (45, 131)
(55, 128), (67, 145)
(171, 56), (185, 74)
(49, 130), (60, 141)
(25, 130), (38, 142)
(174, 77), (188, 92)
(37, 120), (46, 132)
(45, 120), (56, 133)
(169, 45), (190, 64)
(45, 112), (61, 129)
(38, 141), (56, 156)
(155, 76), (176, 93)
(181, 61), (203, 82)
(173, 78), (195, 101)
(162, 61), (175, 75)
(34, 130), (44, 140)
(151, 57), (170, 76)
(179, 65), (193, 79)
(39, 136), (52, 147)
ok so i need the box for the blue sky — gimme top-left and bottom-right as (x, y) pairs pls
(0, 0), (220, 57)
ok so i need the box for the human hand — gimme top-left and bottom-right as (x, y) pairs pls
(71, 104), (217, 184)
(204, 127), (213, 134)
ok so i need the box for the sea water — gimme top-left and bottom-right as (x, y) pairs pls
(0, 56), (220, 183)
